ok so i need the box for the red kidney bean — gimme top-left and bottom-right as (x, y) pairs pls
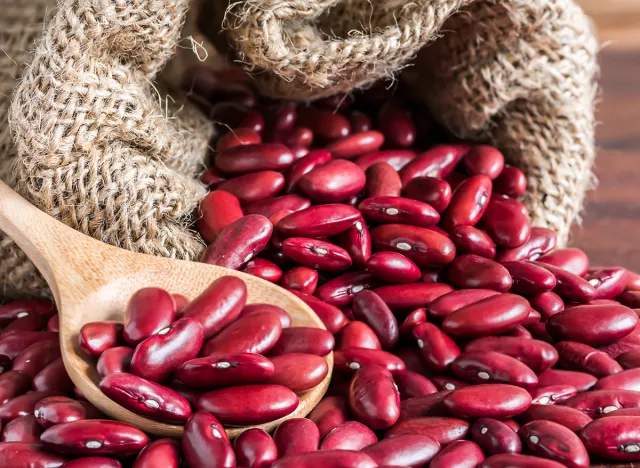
(269, 327), (334, 357)
(503, 325), (534, 339)
(349, 365), (400, 429)
(365, 162), (402, 197)
(421, 267), (446, 283)
(33, 358), (73, 394)
(447, 254), (513, 292)
(466, 337), (558, 373)
(3, 313), (50, 333)
(598, 323), (640, 358)
(78, 322), (122, 358)
(181, 276), (247, 339)
(197, 190), (244, 243)
(522, 404), (593, 433)
(133, 438), (179, 468)
(12, 340), (60, 378)
(298, 160), (366, 203)
(377, 101), (415, 148)
(336, 322), (381, 351)
(564, 389), (640, 418)
(481, 196), (531, 248)
(200, 168), (227, 188)
(412, 323), (460, 372)
(244, 194), (311, 218)
(619, 351), (640, 369)
(128, 316), (201, 377)
(0, 371), (32, 406)
(0, 391), (60, 424)
(400, 145), (469, 185)
(286, 290), (348, 334)
(335, 218), (372, 268)
(352, 290), (399, 348)
(529, 291), (565, 320)
(502, 262), (556, 295)
(580, 416), (640, 461)
(215, 143), (294, 174)
(47, 314), (59, 332)
(360, 197), (440, 228)
(399, 391), (452, 420)
(242, 258), (283, 283)
(365, 252), (421, 284)
(355, 150), (416, 172)
(449, 225), (497, 259)
(362, 434), (440, 467)
(555, 341), (622, 377)
(538, 248), (590, 277)
(374, 283), (454, 313)
(430, 440), (485, 468)
(601, 407), (640, 417)
(393, 370), (437, 399)
(537, 369), (596, 392)
(444, 384), (532, 419)
(176, 353), (274, 389)
(280, 266), (319, 294)
(493, 165), (527, 198)
(402, 176), (452, 213)
(519, 420), (590, 468)
(274, 417), (319, 455)
(0, 333), (57, 365)
(495, 227), (557, 263)
(275, 126), (313, 147)
(546, 304), (638, 346)
(123, 288), (176, 346)
(100, 373), (192, 423)
(233, 428), (277, 468)
(432, 376), (471, 392)
(442, 293), (530, 338)
(452, 351), (538, 388)
(0, 442), (68, 467)
(297, 107), (351, 141)
(308, 396), (349, 439)
(267, 104), (296, 132)
(314, 271), (379, 308)
(281, 238), (352, 271)
(286, 150), (332, 194)
(386, 416), (469, 445)
(627, 271), (640, 291)
(2, 415), (42, 442)
(427, 289), (500, 321)
(272, 450), (377, 468)
(529, 384), (577, 405)
(441, 175), (492, 231)
(268, 353), (328, 393)
(398, 308), (427, 340)
(40, 419), (149, 456)
(594, 368), (640, 392)
(201, 310), (282, 357)
(34, 396), (94, 429)
(480, 454), (566, 467)
(349, 110), (372, 133)
(197, 384), (298, 425)
(334, 348), (405, 374)
(320, 420), (377, 451)
(277, 204), (361, 237)
(472, 418), (522, 455)
(201, 214), (273, 269)
(216, 128), (262, 152)
(326, 131), (385, 159)
(0, 299), (55, 326)
(463, 146), (504, 179)
(585, 266), (628, 300)
(182, 411), (234, 468)
(218, 171), (285, 205)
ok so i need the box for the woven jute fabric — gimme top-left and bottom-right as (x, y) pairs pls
(1, 0), (214, 298)
(217, 0), (599, 245)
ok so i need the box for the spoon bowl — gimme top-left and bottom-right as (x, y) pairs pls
(0, 181), (332, 438)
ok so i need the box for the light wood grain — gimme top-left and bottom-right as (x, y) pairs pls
(0, 180), (332, 438)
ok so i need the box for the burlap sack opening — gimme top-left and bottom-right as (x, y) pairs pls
(0, 0), (598, 299)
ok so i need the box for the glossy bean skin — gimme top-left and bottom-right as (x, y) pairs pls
(399, 391), (452, 421)
(618, 351), (640, 369)
(463, 146), (504, 179)
(452, 351), (538, 388)
(298, 160), (366, 202)
(335, 219), (372, 268)
(365, 252), (421, 284)
(269, 327), (334, 356)
(182, 276), (247, 339)
(555, 341), (623, 377)
(182, 411), (235, 468)
(362, 434), (441, 467)
(78, 323), (122, 358)
(320, 421), (377, 451)
(447, 254), (513, 292)
(12, 341), (60, 378)
(1, 415), (42, 442)
(586, 267), (628, 300)
(564, 389), (640, 418)
(242, 258), (283, 283)
(308, 396), (349, 439)
(465, 337), (558, 373)
(386, 416), (469, 445)
(503, 261), (557, 295)
(352, 290), (399, 348)
(200, 168), (227, 189)
(398, 308), (427, 340)
(233, 428), (277, 468)
(0, 372), (34, 406)
(133, 438), (180, 468)
(355, 150), (416, 172)
(399, 145), (468, 185)
(373, 283), (453, 312)
(282, 238), (352, 271)
(268, 353), (328, 392)
(2, 313), (50, 334)
(280, 266), (319, 294)
(176, 353), (274, 389)
(519, 420), (589, 468)
(215, 143), (295, 174)
(244, 194), (311, 218)
(334, 348), (405, 374)
(580, 416), (640, 461)
(402, 177), (452, 213)
(34, 396), (96, 429)
(378, 101), (415, 148)
(472, 418), (522, 455)
(272, 450), (377, 468)
(285, 150), (332, 193)
(274, 418), (320, 456)
(450, 225), (497, 259)
(359, 196), (440, 227)
(201, 215), (273, 269)
(216, 128), (261, 152)
(326, 131), (385, 159)
(277, 204), (361, 237)
(533, 261), (596, 303)
(123, 288), (176, 346)
(337, 322), (381, 350)
(412, 323), (460, 372)
(530, 384), (578, 405)
(495, 227), (557, 263)
(0, 299), (55, 326)
(479, 454), (566, 468)
(481, 196), (531, 248)
(441, 175), (492, 231)
(218, 171), (285, 205)
(297, 107), (350, 141)
(546, 304), (638, 346)
(314, 271), (380, 308)
(432, 376), (471, 392)
(430, 440), (485, 468)
(0, 442), (67, 467)
(47, 314), (59, 332)
(393, 371), (437, 399)
(537, 369), (597, 392)
(521, 404), (593, 433)
(130, 317), (203, 382)
(365, 162), (402, 197)
(427, 289), (500, 321)
(595, 368), (640, 391)
(443, 384), (532, 419)
(33, 358), (74, 394)
(197, 384), (298, 425)
(40, 420), (149, 456)
(349, 366), (400, 429)
(493, 165), (527, 198)
(538, 248), (590, 277)
(530, 292), (565, 320)
(287, 290), (348, 334)
(197, 191), (244, 243)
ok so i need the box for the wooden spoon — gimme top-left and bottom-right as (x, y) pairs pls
(0, 180), (332, 438)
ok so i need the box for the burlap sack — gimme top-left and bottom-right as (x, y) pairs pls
(0, 0), (598, 298)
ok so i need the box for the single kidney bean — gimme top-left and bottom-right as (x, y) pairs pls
(585, 267), (628, 300)
(399, 145), (468, 184)
(495, 227), (557, 263)
(0, 442), (67, 467)
(427, 289), (500, 321)
(215, 143), (294, 174)
(441, 175), (492, 231)
(519, 420), (590, 468)
(123, 288), (176, 346)
(365, 252), (421, 284)
(537, 369), (597, 392)
(268, 353), (328, 393)
(555, 341), (622, 377)
(234, 428), (277, 468)
(432, 376), (471, 392)
(334, 348), (405, 374)
(442, 293), (530, 338)
(529, 385), (577, 405)
(177, 353), (274, 389)
(450, 225), (497, 259)
(197, 191), (244, 243)
(78, 322), (122, 358)
(277, 204), (361, 237)
(197, 384), (298, 425)
(365, 162), (402, 197)
(337, 322), (381, 350)
(216, 128), (261, 152)
(493, 165), (527, 198)
(286, 290), (348, 334)
(521, 404), (593, 433)
(201, 310), (282, 357)
(239, 303), (291, 329)
(326, 131), (385, 159)
(430, 440), (485, 468)
(308, 396), (349, 439)
(0, 371), (32, 406)
(374, 283), (453, 312)
(40, 419), (149, 456)
(267, 103), (296, 132)
(359, 196), (440, 227)
(285, 149), (332, 193)
(282, 238), (352, 271)
(242, 258), (283, 283)
(443, 384), (532, 419)
(464, 146), (504, 179)
(413, 323), (460, 372)
(200, 168), (227, 188)
(314, 271), (379, 308)
(244, 194), (311, 218)
(320, 420), (377, 451)
(393, 371), (437, 399)
(399, 391), (452, 420)
(12, 340), (60, 377)
(298, 160), (366, 203)
(452, 351), (538, 388)
(398, 308), (427, 340)
(502, 262), (556, 295)
(269, 327), (334, 357)
(272, 450), (377, 468)
(355, 150), (416, 171)
(133, 438), (180, 468)
(472, 418), (522, 455)
(538, 248), (590, 277)
(349, 365), (400, 429)
(0, 299), (55, 326)
(2, 313), (50, 333)
(465, 337), (558, 373)
(378, 101), (415, 148)
(447, 254), (513, 292)
(481, 196), (531, 248)
(201, 214), (273, 269)
(182, 276), (247, 339)
(275, 126), (313, 148)
(362, 434), (441, 467)
(47, 314), (59, 332)
(34, 396), (98, 429)
(386, 416), (469, 445)
(564, 389), (640, 418)
(580, 416), (640, 461)
(280, 266), (319, 294)
(130, 317), (203, 382)
(546, 304), (638, 346)
(480, 454), (566, 467)
(218, 171), (285, 205)
(349, 110), (372, 133)
(618, 351), (640, 369)
(402, 176), (452, 213)
(1, 415), (42, 442)
(182, 411), (234, 468)
(335, 219), (372, 268)
(352, 290), (399, 349)
(595, 368), (640, 391)
(296, 107), (350, 141)
(529, 292), (564, 320)
(274, 418), (320, 455)
(33, 358), (74, 394)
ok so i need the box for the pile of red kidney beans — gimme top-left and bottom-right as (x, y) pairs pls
(1, 65), (640, 467)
